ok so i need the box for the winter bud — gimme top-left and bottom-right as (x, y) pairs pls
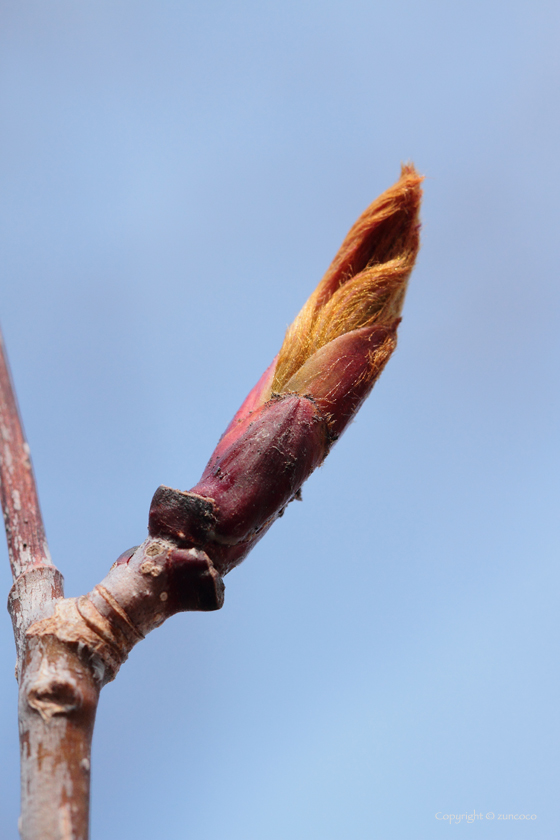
(150, 165), (423, 574)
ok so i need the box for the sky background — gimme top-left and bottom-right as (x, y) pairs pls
(0, 1), (559, 838)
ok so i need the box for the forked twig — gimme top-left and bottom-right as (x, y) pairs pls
(1, 166), (422, 839)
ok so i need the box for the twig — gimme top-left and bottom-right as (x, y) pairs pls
(0, 331), (51, 577)
(1, 167), (423, 839)
(0, 331), (224, 840)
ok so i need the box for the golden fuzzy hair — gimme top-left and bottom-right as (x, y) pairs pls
(272, 164), (423, 394)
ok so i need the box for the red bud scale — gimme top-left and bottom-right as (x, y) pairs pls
(149, 165), (423, 576)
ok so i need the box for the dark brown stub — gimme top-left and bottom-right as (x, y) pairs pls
(149, 487), (217, 546)
(165, 548), (225, 612)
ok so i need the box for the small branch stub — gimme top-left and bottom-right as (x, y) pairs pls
(27, 538), (225, 685)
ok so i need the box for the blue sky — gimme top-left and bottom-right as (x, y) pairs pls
(1, 1), (559, 837)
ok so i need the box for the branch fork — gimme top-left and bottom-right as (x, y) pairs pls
(1, 166), (423, 839)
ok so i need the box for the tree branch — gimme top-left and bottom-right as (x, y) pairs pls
(0, 325), (65, 672)
(1, 330), (224, 840)
(0, 329), (54, 581)
(14, 534), (223, 840)
(2, 167), (422, 839)
(0, 327), (63, 660)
